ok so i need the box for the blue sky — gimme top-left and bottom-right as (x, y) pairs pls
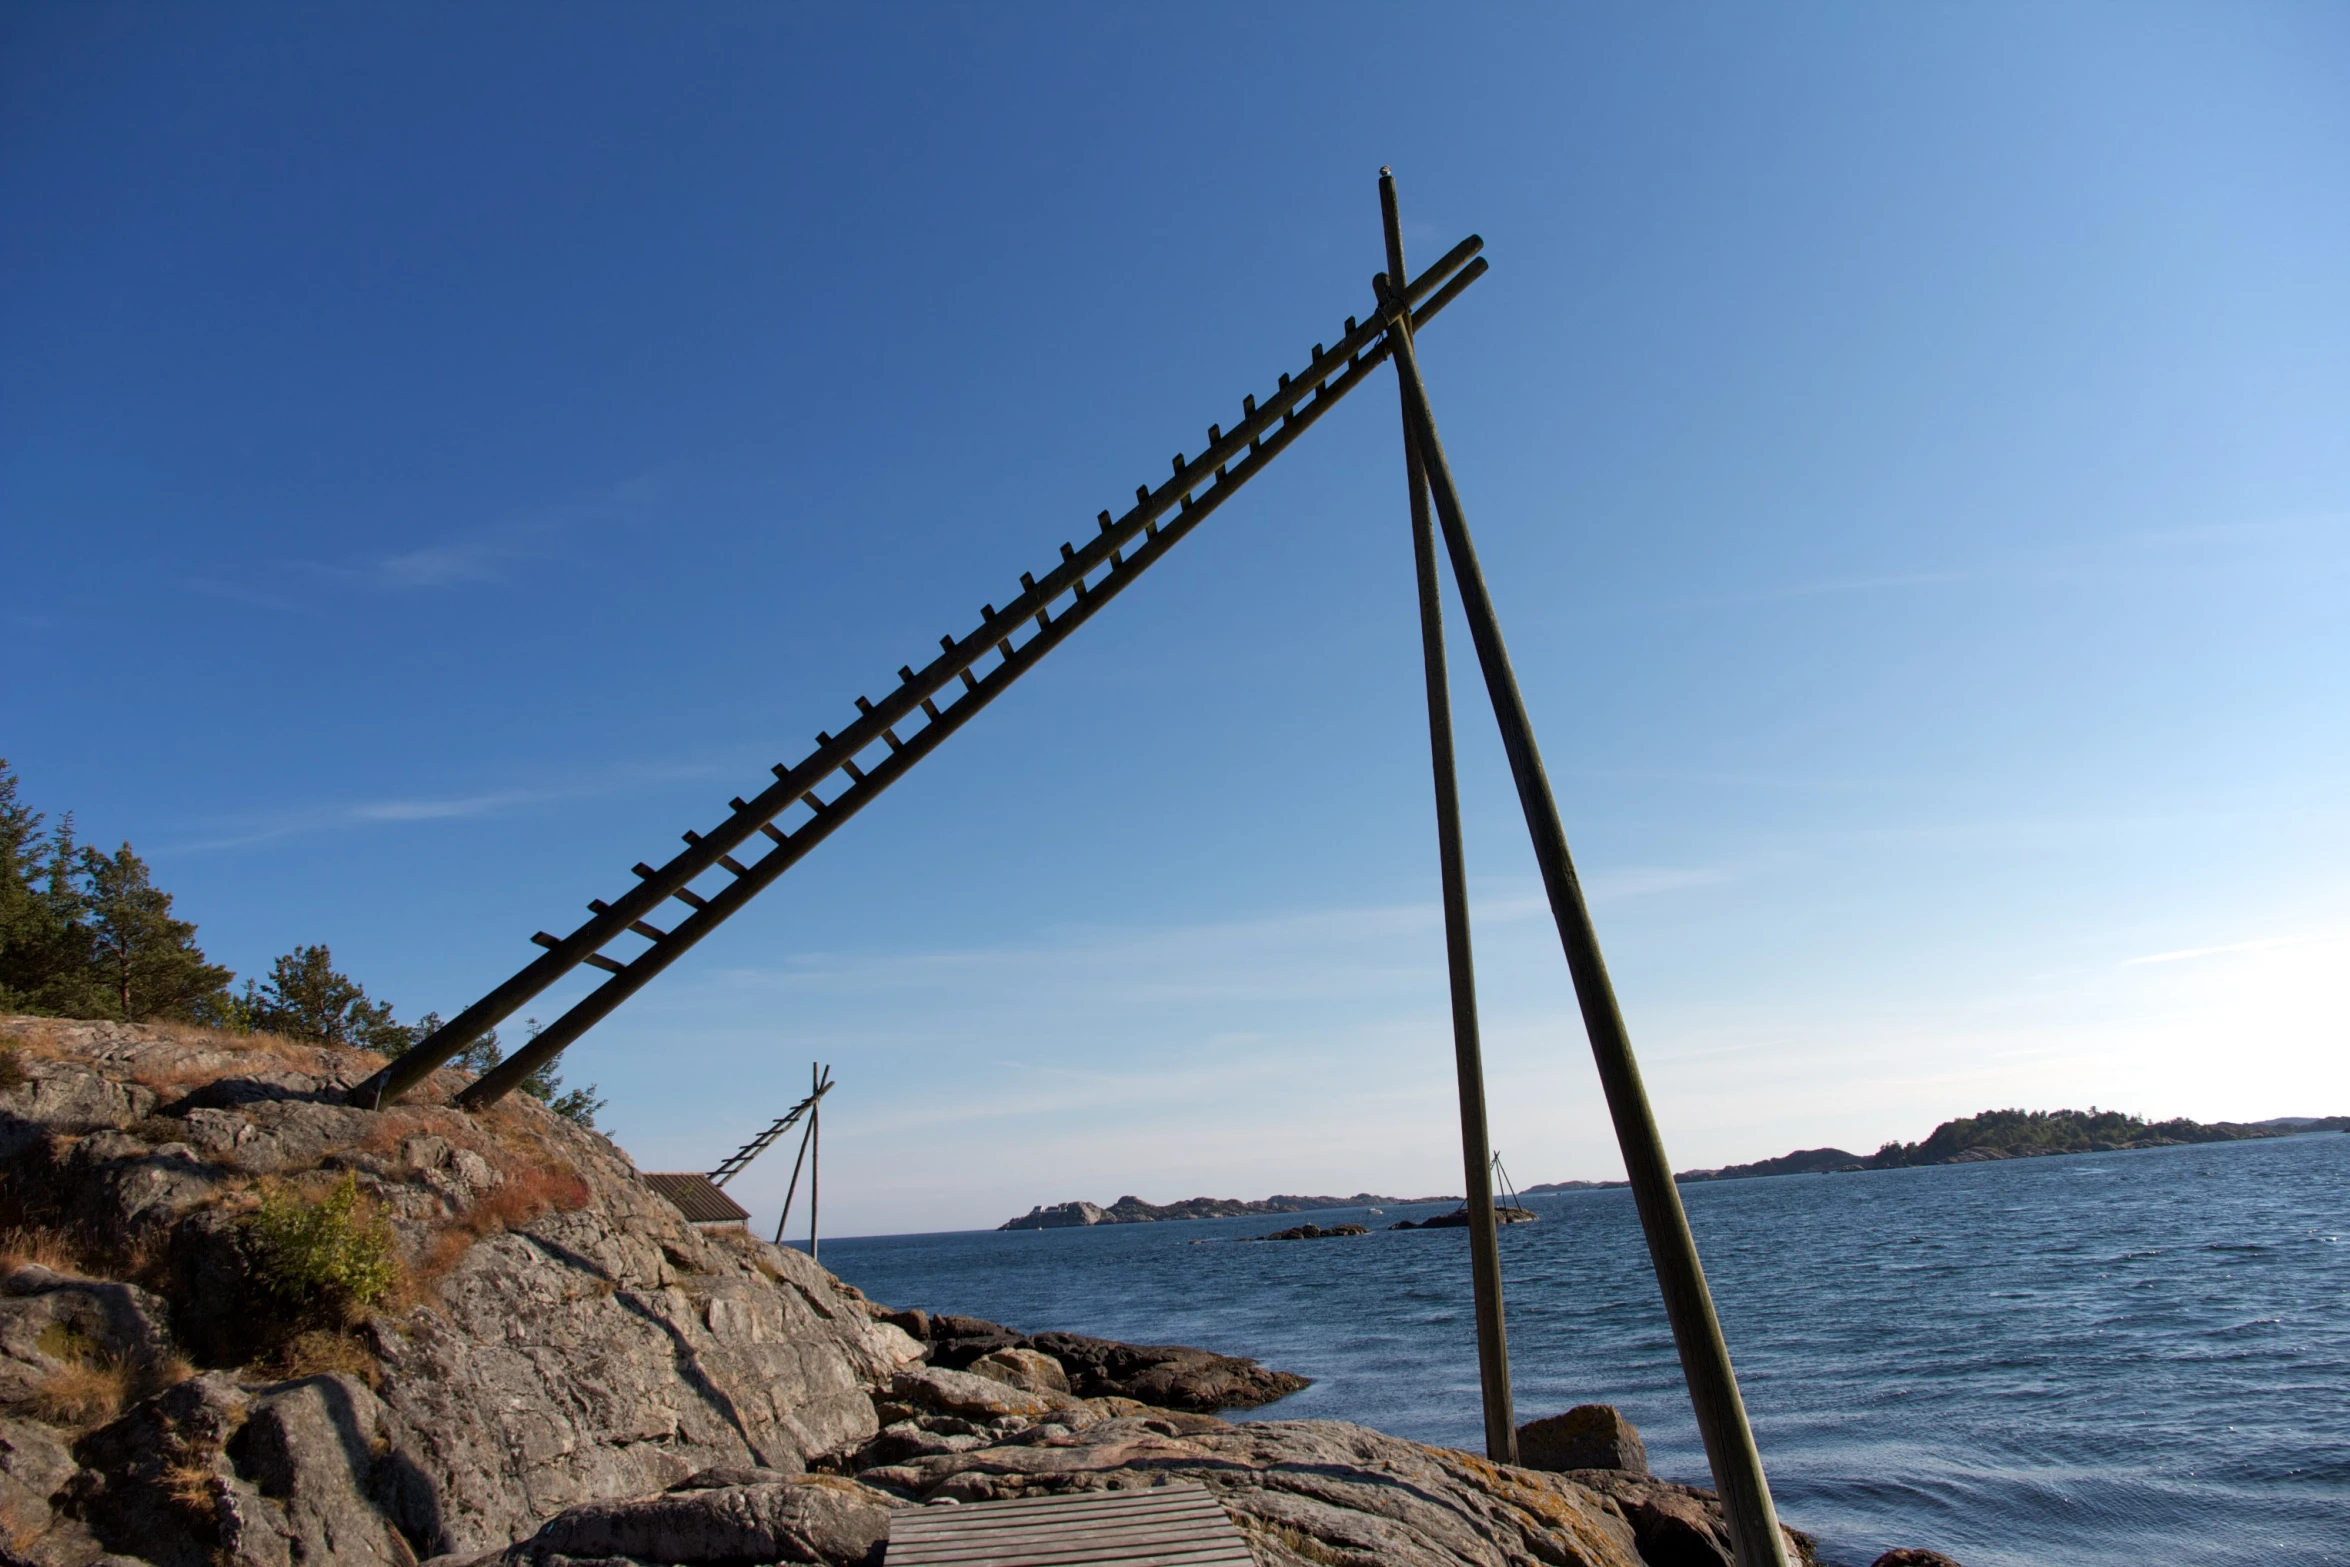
(5, 5), (2346, 1236)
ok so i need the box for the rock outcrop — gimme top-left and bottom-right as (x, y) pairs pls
(1392, 1205), (1538, 1230)
(890, 1311), (1311, 1412)
(836, 1409), (1823, 1567)
(0, 1018), (1962, 1567)
(1248, 1223), (1367, 1241)
(0, 1018), (921, 1564)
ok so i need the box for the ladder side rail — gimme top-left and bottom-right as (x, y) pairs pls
(709, 1076), (834, 1184)
(708, 1101), (809, 1184)
(451, 265), (1488, 1109)
(361, 240), (1485, 1109)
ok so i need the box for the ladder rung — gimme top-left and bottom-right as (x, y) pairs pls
(920, 697), (942, 720)
(630, 919), (668, 941)
(532, 931), (562, 950)
(632, 862), (658, 880)
(758, 821), (787, 845)
(680, 830), (748, 875)
(717, 853), (748, 876)
(670, 886), (709, 911)
(801, 791), (827, 812)
(840, 758), (867, 783)
(583, 952), (626, 974)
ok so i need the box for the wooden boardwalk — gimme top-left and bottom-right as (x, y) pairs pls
(885, 1481), (1254, 1566)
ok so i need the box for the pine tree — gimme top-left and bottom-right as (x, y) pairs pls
(516, 1018), (604, 1129)
(248, 945), (409, 1051)
(77, 842), (234, 1022)
(0, 762), (58, 1012)
(0, 765), (100, 1016)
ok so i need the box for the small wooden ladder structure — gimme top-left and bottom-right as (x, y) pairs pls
(885, 1482), (1251, 1567)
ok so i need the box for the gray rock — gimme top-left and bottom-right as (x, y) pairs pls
(0, 1019), (925, 1565)
(61, 1372), (250, 1567)
(0, 1264), (183, 1404)
(855, 1416), (1653, 1566)
(966, 1347), (1070, 1396)
(501, 1479), (890, 1565)
(1018, 1330), (1308, 1412)
(886, 1366), (1078, 1423)
(1566, 1469), (1820, 1567)
(1516, 1405), (1649, 1474)
(227, 1374), (416, 1566)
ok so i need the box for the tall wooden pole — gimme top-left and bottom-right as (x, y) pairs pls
(808, 1061), (822, 1266)
(1374, 277), (1790, 1567)
(1380, 169), (1517, 1465)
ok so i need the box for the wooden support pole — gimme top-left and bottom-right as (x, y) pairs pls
(776, 1106), (815, 1247)
(808, 1062), (822, 1266)
(1375, 277), (1790, 1567)
(1381, 168), (1517, 1466)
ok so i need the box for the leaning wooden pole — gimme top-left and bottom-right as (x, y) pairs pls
(807, 1065), (822, 1266)
(1374, 276), (1791, 1567)
(1380, 169), (1517, 1465)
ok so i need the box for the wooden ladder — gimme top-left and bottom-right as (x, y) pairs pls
(356, 236), (1488, 1111)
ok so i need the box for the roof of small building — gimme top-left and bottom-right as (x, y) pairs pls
(643, 1172), (751, 1225)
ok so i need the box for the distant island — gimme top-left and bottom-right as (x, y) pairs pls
(1001, 1109), (2347, 1228)
(1672, 1108), (2348, 1183)
(1001, 1192), (1457, 1230)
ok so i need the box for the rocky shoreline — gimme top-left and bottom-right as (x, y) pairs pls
(0, 1017), (1966, 1566)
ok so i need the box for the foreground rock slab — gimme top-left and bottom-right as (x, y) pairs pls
(842, 1413), (1819, 1567)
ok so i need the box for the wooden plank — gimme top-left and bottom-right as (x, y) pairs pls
(904, 1520), (1241, 1555)
(898, 1491), (1219, 1524)
(887, 1481), (1253, 1567)
(893, 1495), (1222, 1532)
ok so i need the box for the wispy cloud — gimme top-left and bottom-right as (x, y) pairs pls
(2121, 932), (2342, 967)
(182, 577), (325, 618)
(349, 791), (540, 822)
(183, 472), (670, 611)
(369, 537), (516, 588)
(155, 757), (726, 855)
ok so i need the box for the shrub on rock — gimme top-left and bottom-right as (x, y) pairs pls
(239, 1173), (400, 1322)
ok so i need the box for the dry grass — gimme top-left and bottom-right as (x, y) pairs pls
(254, 1328), (380, 1387)
(403, 1162), (592, 1305)
(27, 1358), (132, 1426)
(354, 1107), (446, 1160)
(161, 1457), (220, 1528)
(459, 1165), (591, 1239)
(0, 1224), (93, 1278)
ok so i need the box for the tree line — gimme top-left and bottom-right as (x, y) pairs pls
(0, 760), (603, 1127)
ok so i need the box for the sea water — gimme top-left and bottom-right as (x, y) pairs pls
(822, 1131), (2349, 1566)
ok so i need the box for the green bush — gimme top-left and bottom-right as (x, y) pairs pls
(240, 1175), (401, 1319)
